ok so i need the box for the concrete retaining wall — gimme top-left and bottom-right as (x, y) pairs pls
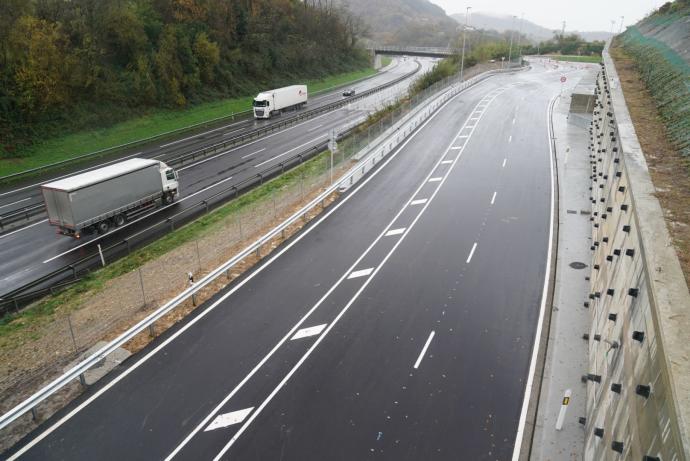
(583, 48), (690, 460)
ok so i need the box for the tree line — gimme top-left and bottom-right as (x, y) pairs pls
(0, 0), (369, 156)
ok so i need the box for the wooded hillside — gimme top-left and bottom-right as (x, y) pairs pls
(0, 0), (369, 156)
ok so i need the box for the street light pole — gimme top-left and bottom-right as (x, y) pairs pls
(618, 16), (625, 33)
(460, 6), (471, 81)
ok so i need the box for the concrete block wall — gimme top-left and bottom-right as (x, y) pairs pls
(583, 50), (690, 460)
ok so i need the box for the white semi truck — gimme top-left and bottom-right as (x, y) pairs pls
(42, 158), (179, 238)
(252, 85), (308, 119)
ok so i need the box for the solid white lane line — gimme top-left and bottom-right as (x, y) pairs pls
(0, 197), (31, 209)
(428, 177), (442, 183)
(0, 219), (48, 240)
(491, 191), (497, 205)
(11, 77), (497, 461)
(307, 124), (324, 132)
(204, 408), (254, 432)
(502, 158), (507, 168)
(384, 228), (406, 237)
(413, 331), (435, 369)
(508, 135), (512, 143)
(42, 174), (234, 263)
(291, 324), (327, 340)
(210, 89), (507, 461)
(511, 95), (557, 461)
(410, 199), (428, 206)
(466, 242), (478, 264)
(254, 135), (327, 168)
(441, 160), (453, 164)
(348, 268), (374, 279)
(241, 148), (266, 159)
(15, 76), (462, 461)
(512, 118), (516, 125)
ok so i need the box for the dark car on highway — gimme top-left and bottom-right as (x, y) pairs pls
(342, 88), (356, 97)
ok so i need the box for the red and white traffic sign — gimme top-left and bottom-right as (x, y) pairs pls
(560, 76), (567, 83)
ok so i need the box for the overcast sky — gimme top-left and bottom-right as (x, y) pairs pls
(429, 0), (658, 32)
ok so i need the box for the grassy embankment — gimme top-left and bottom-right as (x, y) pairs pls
(544, 54), (602, 63)
(0, 148), (332, 337)
(0, 67), (377, 178)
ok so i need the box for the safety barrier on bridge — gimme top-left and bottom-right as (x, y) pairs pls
(0, 63), (528, 449)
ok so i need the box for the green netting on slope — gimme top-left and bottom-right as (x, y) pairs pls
(620, 27), (690, 158)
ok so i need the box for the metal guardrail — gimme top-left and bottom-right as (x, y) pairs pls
(0, 63), (528, 432)
(158, 62), (422, 170)
(0, 63), (421, 233)
(0, 66), (408, 186)
(0, 203), (45, 231)
(0, 64), (423, 304)
(0, 119), (366, 314)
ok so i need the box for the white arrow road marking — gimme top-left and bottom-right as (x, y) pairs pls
(204, 408), (254, 432)
(291, 324), (327, 340)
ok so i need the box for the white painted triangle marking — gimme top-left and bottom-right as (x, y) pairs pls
(385, 228), (406, 237)
(205, 408), (254, 431)
(348, 268), (374, 279)
(292, 324), (327, 340)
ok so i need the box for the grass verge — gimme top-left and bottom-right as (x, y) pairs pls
(0, 149), (331, 339)
(0, 67), (376, 178)
(545, 54), (602, 63)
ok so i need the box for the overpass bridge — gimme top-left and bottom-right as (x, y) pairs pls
(369, 45), (457, 58)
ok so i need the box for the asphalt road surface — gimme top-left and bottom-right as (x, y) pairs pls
(5, 62), (586, 460)
(0, 58), (433, 298)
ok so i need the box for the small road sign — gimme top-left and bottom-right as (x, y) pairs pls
(560, 76), (567, 83)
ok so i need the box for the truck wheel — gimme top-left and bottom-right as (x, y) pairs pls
(97, 221), (110, 234)
(113, 214), (126, 227)
(163, 193), (174, 205)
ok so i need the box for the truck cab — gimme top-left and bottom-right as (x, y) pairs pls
(159, 162), (179, 204)
(252, 94), (273, 119)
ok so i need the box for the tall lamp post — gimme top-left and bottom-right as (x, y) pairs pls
(460, 6), (471, 81)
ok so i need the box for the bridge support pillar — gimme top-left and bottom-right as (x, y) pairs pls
(374, 53), (383, 70)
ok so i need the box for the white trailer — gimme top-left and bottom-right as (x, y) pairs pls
(42, 158), (179, 238)
(252, 85), (308, 119)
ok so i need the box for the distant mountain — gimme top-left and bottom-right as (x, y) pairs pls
(333, 0), (460, 46)
(450, 12), (611, 43)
